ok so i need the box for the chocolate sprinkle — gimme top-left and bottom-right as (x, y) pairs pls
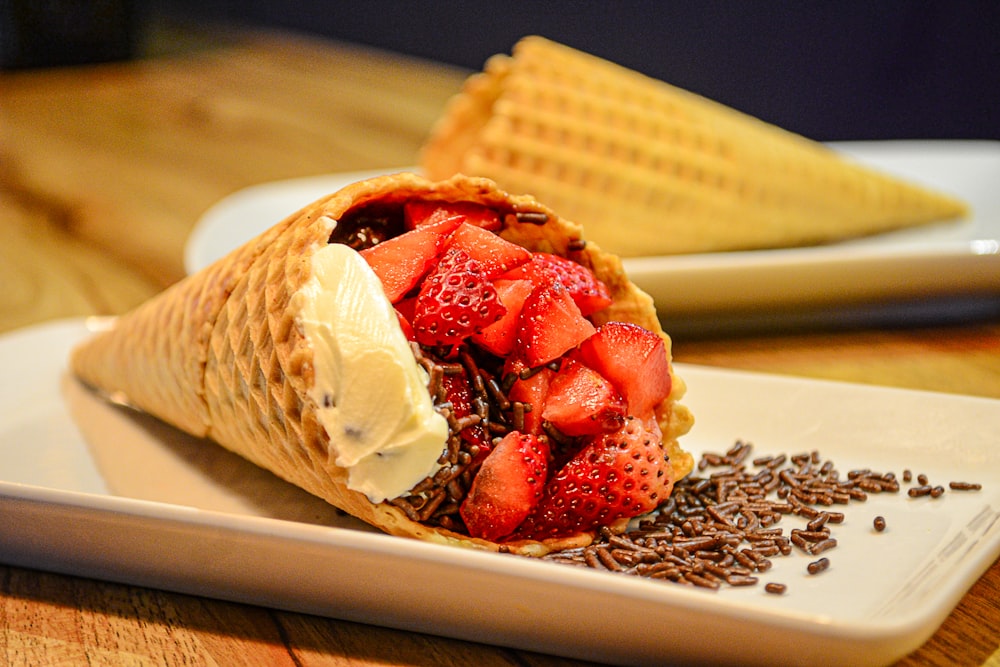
(765, 582), (787, 595)
(514, 211), (550, 225)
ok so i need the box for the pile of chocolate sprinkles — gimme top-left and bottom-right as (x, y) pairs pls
(541, 440), (982, 594)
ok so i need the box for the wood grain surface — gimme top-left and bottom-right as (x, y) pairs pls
(1, 24), (997, 667)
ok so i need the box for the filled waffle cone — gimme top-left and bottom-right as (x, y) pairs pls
(71, 172), (693, 556)
(420, 36), (969, 256)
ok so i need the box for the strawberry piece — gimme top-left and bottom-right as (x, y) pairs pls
(541, 359), (627, 437)
(576, 322), (671, 419)
(470, 278), (534, 357)
(505, 357), (554, 436)
(516, 283), (596, 368)
(359, 215), (465, 302)
(404, 200), (502, 231)
(395, 308), (415, 341)
(394, 295), (416, 323)
(460, 431), (550, 541)
(412, 247), (506, 346)
(515, 418), (672, 540)
(504, 253), (612, 316)
(445, 223), (532, 280)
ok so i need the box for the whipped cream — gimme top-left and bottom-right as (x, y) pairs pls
(296, 240), (448, 503)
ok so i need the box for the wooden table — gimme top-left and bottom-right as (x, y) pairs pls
(2, 25), (998, 666)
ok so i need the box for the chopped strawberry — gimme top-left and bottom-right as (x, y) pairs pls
(541, 359), (627, 437)
(394, 295), (416, 323)
(503, 253), (612, 316)
(460, 431), (550, 541)
(515, 418), (672, 540)
(470, 278), (534, 357)
(576, 322), (671, 419)
(505, 357), (555, 436)
(359, 215), (465, 302)
(445, 223), (532, 280)
(516, 283), (596, 368)
(404, 201), (502, 231)
(412, 247), (506, 347)
(395, 308), (415, 341)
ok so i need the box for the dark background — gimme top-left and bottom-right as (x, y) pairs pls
(5, 1), (999, 142)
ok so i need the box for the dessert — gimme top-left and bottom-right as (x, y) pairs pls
(420, 36), (969, 256)
(71, 173), (693, 556)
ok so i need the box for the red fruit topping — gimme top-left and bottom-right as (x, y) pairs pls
(505, 358), (555, 436)
(359, 215), (465, 302)
(404, 200), (502, 231)
(576, 322), (672, 419)
(394, 294), (416, 323)
(470, 278), (534, 357)
(516, 283), (596, 368)
(504, 253), (612, 316)
(445, 223), (532, 280)
(395, 308), (415, 341)
(515, 418), (672, 540)
(460, 432), (550, 541)
(412, 247), (506, 346)
(541, 359), (627, 437)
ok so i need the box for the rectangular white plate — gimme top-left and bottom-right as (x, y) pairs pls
(184, 141), (1000, 324)
(3, 318), (999, 666)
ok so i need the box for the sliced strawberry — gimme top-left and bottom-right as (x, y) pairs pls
(503, 253), (612, 316)
(470, 278), (534, 357)
(395, 294), (416, 323)
(516, 283), (596, 368)
(515, 418), (672, 540)
(395, 308), (415, 341)
(576, 322), (671, 419)
(541, 359), (627, 437)
(359, 215), (465, 302)
(460, 431), (550, 541)
(404, 200), (502, 231)
(505, 357), (555, 436)
(445, 223), (532, 280)
(412, 247), (506, 347)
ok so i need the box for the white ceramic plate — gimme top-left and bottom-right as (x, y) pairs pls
(184, 142), (1000, 320)
(3, 318), (1000, 666)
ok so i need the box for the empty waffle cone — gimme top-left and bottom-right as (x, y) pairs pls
(71, 172), (693, 556)
(420, 36), (969, 256)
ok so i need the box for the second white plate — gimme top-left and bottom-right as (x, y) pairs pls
(184, 142), (1000, 319)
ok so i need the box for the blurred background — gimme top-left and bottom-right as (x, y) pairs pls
(3, 1), (997, 143)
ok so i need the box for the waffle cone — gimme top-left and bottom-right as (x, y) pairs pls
(71, 172), (693, 556)
(420, 36), (969, 256)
